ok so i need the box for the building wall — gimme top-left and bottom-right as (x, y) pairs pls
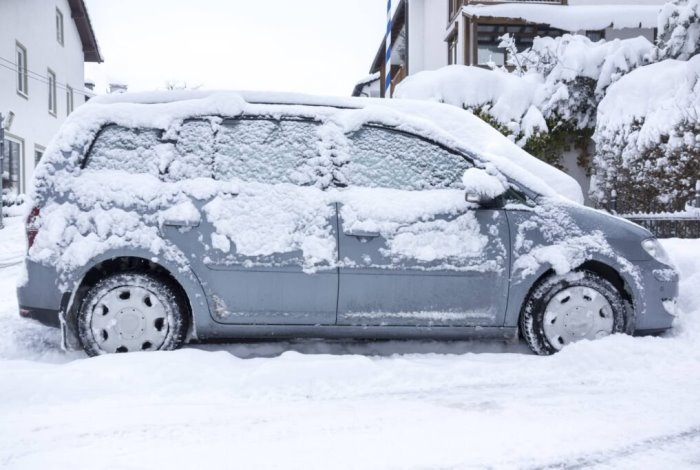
(408, 0), (449, 75)
(0, 0), (87, 193)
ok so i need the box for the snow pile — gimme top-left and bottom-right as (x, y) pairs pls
(462, 4), (662, 32)
(462, 168), (508, 199)
(592, 55), (700, 212)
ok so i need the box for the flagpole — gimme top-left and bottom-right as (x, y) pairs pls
(385, 0), (392, 98)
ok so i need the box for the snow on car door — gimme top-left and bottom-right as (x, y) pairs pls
(161, 118), (339, 326)
(336, 126), (510, 327)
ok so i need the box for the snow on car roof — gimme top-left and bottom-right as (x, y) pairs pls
(55, 90), (583, 203)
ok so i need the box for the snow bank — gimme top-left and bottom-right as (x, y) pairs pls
(462, 4), (662, 32)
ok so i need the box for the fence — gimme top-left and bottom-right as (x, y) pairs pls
(622, 215), (700, 239)
(611, 181), (700, 239)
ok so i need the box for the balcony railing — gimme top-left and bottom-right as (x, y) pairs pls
(466, 0), (565, 4)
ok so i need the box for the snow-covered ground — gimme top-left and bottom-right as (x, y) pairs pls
(1, 216), (700, 469)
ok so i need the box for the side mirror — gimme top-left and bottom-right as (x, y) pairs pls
(462, 168), (507, 208)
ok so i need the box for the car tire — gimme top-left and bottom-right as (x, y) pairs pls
(520, 271), (628, 355)
(77, 272), (188, 356)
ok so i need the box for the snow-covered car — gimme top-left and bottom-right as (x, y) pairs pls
(17, 91), (678, 356)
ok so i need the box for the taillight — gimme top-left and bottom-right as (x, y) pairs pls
(26, 206), (40, 249)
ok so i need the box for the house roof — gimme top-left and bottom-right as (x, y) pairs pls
(67, 0), (103, 63)
(369, 0), (407, 74)
(461, 4), (662, 32)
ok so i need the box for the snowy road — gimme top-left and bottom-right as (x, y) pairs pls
(1, 216), (700, 469)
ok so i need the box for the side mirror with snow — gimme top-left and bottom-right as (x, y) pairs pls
(462, 168), (508, 209)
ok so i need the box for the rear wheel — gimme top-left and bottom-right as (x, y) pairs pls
(77, 272), (187, 356)
(520, 271), (627, 355)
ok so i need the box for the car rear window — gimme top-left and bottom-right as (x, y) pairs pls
(85, 125), (161, 175)
(346, 126), (472, 190)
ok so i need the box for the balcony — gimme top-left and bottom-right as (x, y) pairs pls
(451, 0), (565, 24)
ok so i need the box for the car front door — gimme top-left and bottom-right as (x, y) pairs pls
(336, 126), (510, 327)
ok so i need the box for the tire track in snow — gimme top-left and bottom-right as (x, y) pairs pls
(537, 425), (700, 469)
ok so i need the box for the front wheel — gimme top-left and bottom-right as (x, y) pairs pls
(77, 272), (188, 356)
(520, 271), (628, 355)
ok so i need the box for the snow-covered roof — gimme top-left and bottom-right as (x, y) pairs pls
(57, 91), (583, 203)
(461, 4), (662, 31)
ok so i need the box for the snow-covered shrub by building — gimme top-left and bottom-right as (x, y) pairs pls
(395, 34), (654, 174)
(592, 55), (700, 213)
(657, 0), (700, 61)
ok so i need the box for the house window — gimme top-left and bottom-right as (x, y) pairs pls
(66, 85), (74, 115)
(16, 42), (28, 96)
(48, 69), (57, 115)
(2, 137), (22, 195)
(34, 147), (44, 166)
(475, 23), (564, 67)
(586, 30), (604, 42)
(448, 33), (458, 65)
(56, 8), (64, 46)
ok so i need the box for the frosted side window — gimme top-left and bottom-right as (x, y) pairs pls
(86, 125), (160, 175)
(347, 127), (471, 190)
(214, 119), (321, 185)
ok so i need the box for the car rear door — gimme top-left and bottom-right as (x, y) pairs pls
(160, 117), (339, 326)
(336, 126), (510, 327)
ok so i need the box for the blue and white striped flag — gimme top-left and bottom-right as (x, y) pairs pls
(385, 0), (392, 97)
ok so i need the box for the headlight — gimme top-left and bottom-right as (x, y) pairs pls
(642, 238), (673, 266)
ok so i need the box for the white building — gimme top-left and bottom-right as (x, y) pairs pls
(0, 0), (102, 195)
(355, 0), (665, 98)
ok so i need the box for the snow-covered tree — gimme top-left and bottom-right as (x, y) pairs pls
(657, 0), (700, 61)
(592, 56), (700, 213)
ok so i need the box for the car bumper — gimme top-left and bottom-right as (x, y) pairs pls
(19, 306), (60, 327)
(633, 263), (679, 332)
(17, 260), (66, 329)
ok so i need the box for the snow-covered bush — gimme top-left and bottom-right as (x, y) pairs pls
(657, 0), (700, 61)
(396, 34), (653, 169)
(593, 56), (700, 213)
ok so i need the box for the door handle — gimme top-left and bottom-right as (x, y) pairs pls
(163, 219), (200, 228)
(344, 230), (380, 238)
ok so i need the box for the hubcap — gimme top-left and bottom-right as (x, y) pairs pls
(90, 286), (168, 353)
(543, 286), (614, 350)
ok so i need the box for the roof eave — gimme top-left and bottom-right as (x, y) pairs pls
(67, 0), (103, 63)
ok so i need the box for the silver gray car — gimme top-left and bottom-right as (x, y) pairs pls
(17, 92), (678, 356)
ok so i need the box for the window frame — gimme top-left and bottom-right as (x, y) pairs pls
(66, 85), (74, 115)
(2, 133), (25, 195)
(56, 8), (65, 46)
(16, 42), (28, 97)
(447, 31), (458, 65)
(48, 69), (57, 116)
(34, 144), (46, 167)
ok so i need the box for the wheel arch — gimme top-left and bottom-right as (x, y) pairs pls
(62, 250), (210, 349)
(506, 256), (638, 331)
